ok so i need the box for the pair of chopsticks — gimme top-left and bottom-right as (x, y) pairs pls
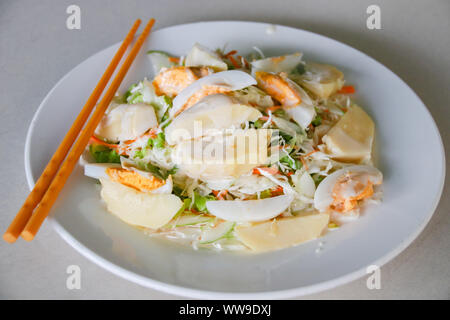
(3, 18), (155, 243)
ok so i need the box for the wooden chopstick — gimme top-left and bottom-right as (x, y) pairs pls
(2, 19), (142, 243)
(20, 18), (156, 241)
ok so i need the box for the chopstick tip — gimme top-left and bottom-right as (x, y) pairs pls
(3, 232), (17, 244)
(21, 230), (35, 242)
(147, 18), (156, 27)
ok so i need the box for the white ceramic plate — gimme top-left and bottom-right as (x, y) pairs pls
(25, 21), (445, 299)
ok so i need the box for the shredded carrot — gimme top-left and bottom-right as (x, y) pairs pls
(286, 171), (294, 176)
(228, 55), (241, 69)
(123, 139), (135, 145)
(267, 105), (282, 112)
(89, 136), (119, 149)
(189, 208), (200, 214)
(338, 85), (355, 94)
(253, 166), (279, 175)
(259, 116), (270, 121)
(271, 186), (284, 196)
(212, 190), (228, 200)
(123, 128), (156, 145)
(297, 149), (317, 171)
(224, 50), (237, 57)
(168, 56), (180, 63)
(303, 149), (318, 158)
(300, 156), (308, 171)
(90, 135), (130, 156)
(218, 190), (228, 200)
(148, 128), (157, 138)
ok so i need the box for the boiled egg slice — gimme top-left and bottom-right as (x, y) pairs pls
(84, 161), (172, 194)
(119, 157), (173, 194)
(206, 194), (294, 222)
(284, 78), (316, 129)
(105, 167), (173, 194)
(314, 165), (382, 213)
(170, 70), (257, 117)
(165, 94), (262, 145)
(84, 163), (121, 180)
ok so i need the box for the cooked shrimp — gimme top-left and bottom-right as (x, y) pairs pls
(153, 66), (199, 97)
(255, 71), (301, 107)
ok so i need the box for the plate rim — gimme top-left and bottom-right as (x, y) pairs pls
(24, 20), (446, 299)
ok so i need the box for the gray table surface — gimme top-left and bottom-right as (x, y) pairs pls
(0, 0), (449, 299)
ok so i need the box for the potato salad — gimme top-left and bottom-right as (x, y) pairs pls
(81, 43), (383, 252)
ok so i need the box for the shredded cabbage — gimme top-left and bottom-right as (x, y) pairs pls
(87, 44), (383, 252)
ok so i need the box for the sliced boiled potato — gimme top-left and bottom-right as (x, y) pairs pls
(251, 53), (303, 75)
(236, 213), (329, 252)
(165, 94), (262, 145)
(95, 103), (157, 142)
(185, 43), (228, 71)
(206, 195), (294, 222)
(322, 105), (374, 162)
(298, 62), (344, 99)
(99, 178), (182, 229)
(172, 129), (270, 180)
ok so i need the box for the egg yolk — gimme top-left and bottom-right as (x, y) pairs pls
(152, 66), (211, 98)
(271, 56), (286, 65)
(330, 173), (374, 213)
(106, 167), (165, 192)
(175, 85), (231, 116)
(153, 66), (199, 97)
